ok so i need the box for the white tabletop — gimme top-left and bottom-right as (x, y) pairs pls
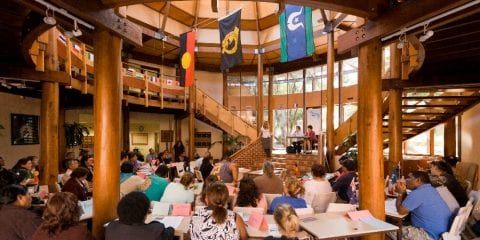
(299, 212), (398, 239)
(145, 215), (191, 238)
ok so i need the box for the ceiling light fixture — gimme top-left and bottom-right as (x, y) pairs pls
(43, 7), (56, 25)
(419, 23), (434, 42)
(397, 31), (407, 49)
(72, 19), (82, 37)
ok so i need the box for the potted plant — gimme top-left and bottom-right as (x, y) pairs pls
(223, 134), (243, 156)
(64, 122), (89, 147)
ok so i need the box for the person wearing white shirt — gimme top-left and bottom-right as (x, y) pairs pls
(160, 172), (195, 203)
(303, 164), (332, 205)
(290, 126), (304, 153)
(260, 121), (272, 157)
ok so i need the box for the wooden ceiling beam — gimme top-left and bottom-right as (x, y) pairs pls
(402, 104), (468, 108)
(338, 0), (471, 53)
(0, 66), (71, 85)
(45, 0), (143, 47)
(403, 95), (479, 100)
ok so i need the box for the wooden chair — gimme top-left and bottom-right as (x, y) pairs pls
(311, 192), (337, 213)
(264, 193), (282, 208)
(442, 200), (473, 240)
(295, 207), (314, 216)
(233, 206), (265, 215)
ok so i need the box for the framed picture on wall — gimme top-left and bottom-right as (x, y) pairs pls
(131, 133), (149, 145)
(11, 114), (40, 145)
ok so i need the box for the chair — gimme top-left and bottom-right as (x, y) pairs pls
(442, 200), (474, 240)
(194, 170), (203, 182)
(465, 180), (472, 195)
(436, 186), (460, 214)
(295, 207), (314, 216)
(311, 192), (337, 213)
(264, 193), (281, 208)
(326, 203), (357, 213)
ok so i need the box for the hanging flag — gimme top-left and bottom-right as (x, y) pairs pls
(179, 31), (195, 87)
(219, 8), (243, 71)
(279, 4), (314, 62)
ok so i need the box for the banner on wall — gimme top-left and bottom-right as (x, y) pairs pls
(179, 31), (195, 87)
(219, 8), (243, 71)
(279, 4), (314, 62)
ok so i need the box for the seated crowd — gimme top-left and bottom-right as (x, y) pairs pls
(0, 150), (473, 240)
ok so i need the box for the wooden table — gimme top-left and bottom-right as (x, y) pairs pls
(385, 198), (408, 240)
(299, 212), (398, 239)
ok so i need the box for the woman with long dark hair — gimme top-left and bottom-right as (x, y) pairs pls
(235, 177), (267, 213)
(33, 192), (94, 239)
(62, 167), (91, 201)
(0, 185), (41, 240)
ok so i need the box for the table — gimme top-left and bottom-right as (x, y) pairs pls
(145, 215), (191, 240)
(299, 212), (398, 239)
(286, 136), (307, 153)
(385, 198), (408, 240)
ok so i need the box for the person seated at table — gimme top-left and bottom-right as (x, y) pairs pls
(33, 192), (94, 240)
(179, 152), (190, 172)
(199, 156), (214, 180)
(304, 125), (317, 152)
(161, 172), (195, 203)
(160, 150), (173, 165)
(0, 184), (42, 240)
(61, 159), (80, 185)
(269, 177), (307, 214)
(196, 175), (219, 207)
(218, 157), (239, 186)
(332, 159), (357, 202)
(62, 167), (91, 201)
(430, 160), (468, 207)
(254, 161), (284, 194)
(120, 162), (151, 197)
(106, 191), (174, 240)
(235, 177), (267, 213)
(120, 162), (135, 183)
(144, 165), (170, 202)
(189, 182), (247, 240)
(12, 157), (35, 185)
(145, 148), (157, 163)
(80, 154), (94, 183)
(393, 171), (452, 240)
(265, 204), (300, 240)
(290, 126), (304, 154)
(303, 164), (332, 205)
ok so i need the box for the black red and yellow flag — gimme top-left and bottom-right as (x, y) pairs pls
(179, 31), (195, 87)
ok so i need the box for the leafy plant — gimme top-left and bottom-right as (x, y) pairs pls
(223, 134), (243, 156)
(64, 122), (89, 147)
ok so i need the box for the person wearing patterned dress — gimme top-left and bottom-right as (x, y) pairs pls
(189, 182), (247, 240)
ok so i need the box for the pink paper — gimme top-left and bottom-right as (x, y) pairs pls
(226, 185), (236, 196)
(38, 185), (49, 199)
(171, 203), (192, 216)
(248, 212), (265, 230)
(347, 210), (373, 221)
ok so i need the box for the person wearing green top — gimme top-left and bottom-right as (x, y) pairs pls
(144, 165), (170, 201)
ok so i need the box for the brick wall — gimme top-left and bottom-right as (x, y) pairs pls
(231, 138), (266, 169)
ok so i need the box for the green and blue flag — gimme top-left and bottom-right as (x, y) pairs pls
(279, 4), (315, 62)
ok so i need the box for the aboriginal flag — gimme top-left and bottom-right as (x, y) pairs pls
(219, 9), (243, 71)
(179, 31), (195, 87)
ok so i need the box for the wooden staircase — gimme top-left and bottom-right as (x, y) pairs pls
(194, 87), (257, 141)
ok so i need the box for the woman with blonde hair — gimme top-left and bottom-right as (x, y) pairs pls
(33, 192), (94, 239)
(266, 204), (300, 240)
(268, 176), (307, 214)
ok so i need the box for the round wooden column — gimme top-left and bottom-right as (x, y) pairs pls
(257, 53), (264, 133)
(388, 43), (403, 174)
(326, 31), (335, 168)
(268, 69), (274, 131)
(92, 29), (122, 239)
(444, 117), (456, 157)
(40, 28), (59, 193)
(358, 39), (385, 240)
(189, 85), (196, 160)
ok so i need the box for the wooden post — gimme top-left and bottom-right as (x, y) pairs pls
(122, 100), (130, 152)
(65, 38), (72, 76)
(388, 43), (403, 175)
(444, 117), (456, 157)
(326, 31), (335, 169)
(189, 85), (196, 160)
(338, 61), (344, 124)
(81, 43), (88, 94)
(257, 53), (264, 132)
(58, 91), (66, 172)
(429, 129), (435, 156)
(92, 29), (122, 239)
(268, 68), (274, 131)
(358, 38), (385, 237)
(302, 69), (307, 133)
(222, 72), (228, 156)
(40, 28), (59, 193)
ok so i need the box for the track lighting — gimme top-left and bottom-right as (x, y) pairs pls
(419, 24), (434, 42)
(397, 32), (407, 49)
(43, 7), (56, 25)
(64, 30), (74, 38)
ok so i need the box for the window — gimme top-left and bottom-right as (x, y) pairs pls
(343, 104), (358, 120)
(342, 58), (358, 87)
(405, 131), (429, 155)
(434, 124), (445, 156)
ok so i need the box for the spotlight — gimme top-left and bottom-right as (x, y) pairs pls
(397, 41), (404, 49)
(43, 8), (56, 25)
(72, 19), (82, 37)
(397, 31), (407, 49)
(64, 30), (74, 38)
(419, 30), (434, 42)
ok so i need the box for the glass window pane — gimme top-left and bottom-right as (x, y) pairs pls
(342, 58), (358, 87)
(434, 124), (445, 156)
(405, 131), (429, 155)
(273, 109), (287, 149)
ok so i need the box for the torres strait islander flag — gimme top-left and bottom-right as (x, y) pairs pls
(179, 31), (195, 87)
(279, 4), (315, 62)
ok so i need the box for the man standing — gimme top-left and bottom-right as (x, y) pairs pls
(393, 171), (452, 240)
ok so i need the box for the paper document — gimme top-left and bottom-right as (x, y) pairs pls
(152, 201), (171, 216)
(268, 224), (281, 237)
(160, 216), (184, 229)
